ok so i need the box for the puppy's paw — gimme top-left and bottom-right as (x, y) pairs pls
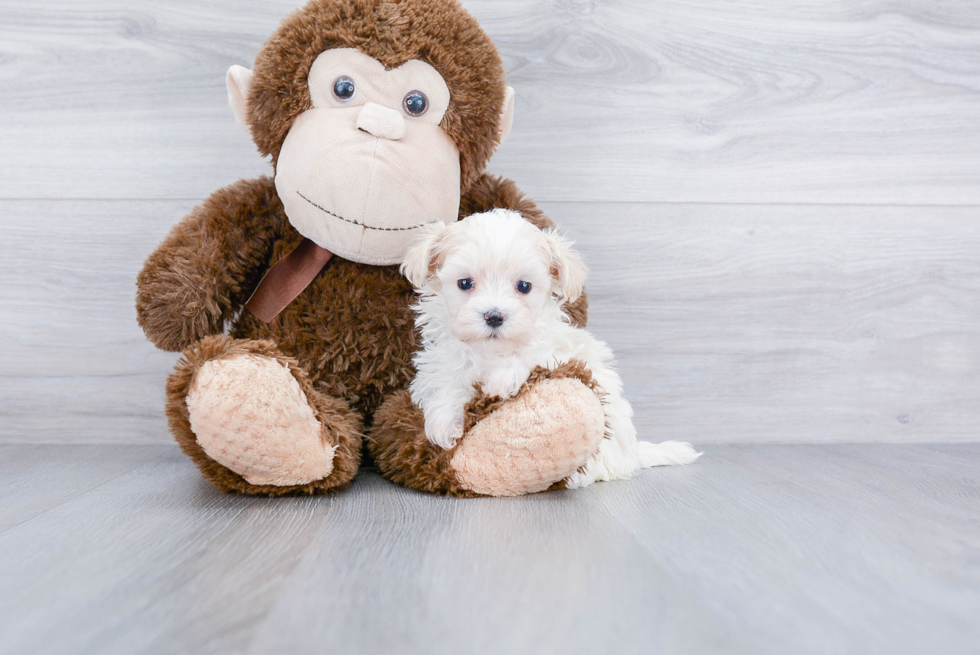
(482, 363), (530, 399)
(424, 404), (465, 449)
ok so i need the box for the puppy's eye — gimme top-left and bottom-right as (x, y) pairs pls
(333, 76), (356, 101)
(403, 90), (428, 116)
(457, 278), (474, 291)
(516, 280), (532, 294)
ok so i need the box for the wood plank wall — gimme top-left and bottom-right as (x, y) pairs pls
(1, 0), (978, 444)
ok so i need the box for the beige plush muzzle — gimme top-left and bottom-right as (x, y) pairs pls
(275, 106), (461, 265)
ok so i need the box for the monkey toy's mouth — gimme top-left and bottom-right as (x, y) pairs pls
(296, 191), (438, 232)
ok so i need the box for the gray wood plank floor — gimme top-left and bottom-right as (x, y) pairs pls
(0, 444), (977, 655)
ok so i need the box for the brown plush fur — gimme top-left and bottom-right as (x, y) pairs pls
(136, 177), (284, 353)
(166, 336), (363, 495)
(367, 360), (600, 496)
(139, 171), (583, 493)
(136, 0), (597, 495)
(367, 390), (479, 497)
(248, 0), (506, 191)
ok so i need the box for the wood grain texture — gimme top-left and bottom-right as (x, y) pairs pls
(0, 444), (977, 655)
(3, 199), (978, 445)
(1, 0), (979, 203)
(549, 201), (980, 444)
(0, 444), (169, 532)
(0, 200), (184, 443)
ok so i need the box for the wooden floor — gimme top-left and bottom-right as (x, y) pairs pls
(1, 443), (978, 655)
(2, 1), (980, 653)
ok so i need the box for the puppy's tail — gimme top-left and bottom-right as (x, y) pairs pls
(637, 440), (702, 467)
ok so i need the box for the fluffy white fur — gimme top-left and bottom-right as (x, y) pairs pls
(401, 209), (700, 488)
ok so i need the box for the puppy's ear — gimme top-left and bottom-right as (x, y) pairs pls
(542, 229), (587, 303)
(401, 222), (450, 288)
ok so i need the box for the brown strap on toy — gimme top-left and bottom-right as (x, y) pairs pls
(245, 238), (333, 323)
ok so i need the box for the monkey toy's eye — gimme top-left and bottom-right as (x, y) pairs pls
(403, 90), (428, 116)
(516, 281), (532, 294)
(457, 278), (474, 291)
(333, 76), (356, 101)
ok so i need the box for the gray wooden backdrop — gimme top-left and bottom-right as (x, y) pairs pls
(2, 0), (979, 445)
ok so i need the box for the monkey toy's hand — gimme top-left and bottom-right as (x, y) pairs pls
(136, 177), (280, 352)
(369, 360), (605, 497)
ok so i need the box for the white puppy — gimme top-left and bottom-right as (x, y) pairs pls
(401, 209), (700, 488)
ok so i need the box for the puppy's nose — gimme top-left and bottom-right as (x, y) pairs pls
(484, 310), (505, 329)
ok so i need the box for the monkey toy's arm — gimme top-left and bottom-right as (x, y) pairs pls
(136, 176), (282, 352)
(368, 175), (604, 497)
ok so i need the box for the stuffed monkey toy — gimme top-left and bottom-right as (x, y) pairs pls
(136, 0), (607, 496)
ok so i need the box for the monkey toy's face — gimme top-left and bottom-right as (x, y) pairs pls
(228, 42), (514, 267)
(276, 49), (460, 266)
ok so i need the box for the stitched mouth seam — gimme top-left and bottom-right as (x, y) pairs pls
(296, 191), (438, 232)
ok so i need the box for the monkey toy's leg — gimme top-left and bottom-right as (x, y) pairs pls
(369, 361), (606, 497)
(166, 336), (362, 495)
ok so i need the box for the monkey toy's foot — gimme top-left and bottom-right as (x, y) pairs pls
(166, 336), (363, 495)
(369, 361), (606, 497)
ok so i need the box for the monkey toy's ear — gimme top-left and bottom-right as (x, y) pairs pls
(498, 86), (516, 146)
(226, 65), (254, 132)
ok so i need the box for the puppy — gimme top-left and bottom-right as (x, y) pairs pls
(401, 209), (700, 488)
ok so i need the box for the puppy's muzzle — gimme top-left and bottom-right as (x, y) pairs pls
(484, 310), (505, 329)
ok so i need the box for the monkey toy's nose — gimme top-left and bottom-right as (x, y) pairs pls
(484, 310), (505, 329)
(356, 102), (406, 141)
